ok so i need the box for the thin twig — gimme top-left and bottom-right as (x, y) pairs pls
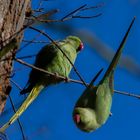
(9, 95), (26, 140)
(1, 4), (101, 46)
(17, 54), (37, 59)
(114, 90), (140, 99)
(81, 3), (104, 11)
(0, 54), (36, 62)
(33, 4), (102, 24)
(17, 32), (43, 53)
(61, 4), (102, 21)
(0, 67), (26, 78)
(26, 9), (59, 24)
(32, 9), (44, 13)
(22, 40), (49, 44)
(37, 0), (43, 10)
(31, 19), (60, 23)
(14, 58), (140, 99)
(33, 9), (59, 20)
(72, 13), (102, 19)
(10, 79), (22, 91)
(2, 58), (140, 100)
(28, 26), (88, 87)
(61, 4), (87, 21)
(14, 58), (70, 81)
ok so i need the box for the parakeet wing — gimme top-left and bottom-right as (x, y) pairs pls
(29, 43), (58, 83)
(21, 43), (58, 93)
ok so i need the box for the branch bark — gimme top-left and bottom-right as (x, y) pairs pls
(0, 0), (31, 113)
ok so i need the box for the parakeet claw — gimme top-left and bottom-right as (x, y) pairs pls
(65, 77), (69, 82)
(53, 72), (62, 81)
(54, 72), (58, 76)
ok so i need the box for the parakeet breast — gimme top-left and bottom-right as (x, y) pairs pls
(47, 43), (77, 77)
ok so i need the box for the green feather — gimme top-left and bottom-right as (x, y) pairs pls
(73, 17), (135, 132)
(0, 84), (43, 132)
(21, 36), (82, 94)
(101, 17), (136, 83)
(0, 36), (83, 132)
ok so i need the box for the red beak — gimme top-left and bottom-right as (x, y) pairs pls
(74, 114), (81, 124)
(77, 42), (84, 52)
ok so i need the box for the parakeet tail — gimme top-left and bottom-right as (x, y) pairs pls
(0, 84), (44, 132)
(102, 17), (135, 81)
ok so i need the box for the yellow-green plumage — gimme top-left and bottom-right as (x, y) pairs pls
(0, 36), (83, 132)
(21, 36), (83, 94)
(73, 17), (135, 132)
(0, 84), (43, 132)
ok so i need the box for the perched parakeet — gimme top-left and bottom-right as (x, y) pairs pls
(0, 36), (84, 132)
(73, 17), (135, 132)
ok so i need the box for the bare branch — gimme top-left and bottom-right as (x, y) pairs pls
(10, 79), (22, 91)
(114, 90), (140, 99)
(1, 4), (101, 47)
(0, 54), (36, 63)
(22, 40), (49, 44)
(32, 4), (102, 24)
(61, 4), (102, 21)
(72, 13), (102, 19)
(9, 95), (26, 140)
(81, 3), (104, 11)
(17, 32), (43, 53)
(14, 58), (140, 100)
(17, 54), (37, 60)
(61, 4), (87, 21)
(14, 58), (72, 82)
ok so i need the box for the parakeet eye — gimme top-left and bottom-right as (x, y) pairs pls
(77, 42), (84, 52)
(74, 114), (81, 124)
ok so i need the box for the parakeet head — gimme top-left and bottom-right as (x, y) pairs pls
(73, 107), (100, 132)
(66, 36), (84, 52)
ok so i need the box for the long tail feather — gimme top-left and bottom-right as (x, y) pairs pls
(0, 84), (43, 132)
(102, 17), (135, 81)
(88, 68), (103, 88)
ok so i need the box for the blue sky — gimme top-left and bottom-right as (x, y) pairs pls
(1, 0), (140, 140)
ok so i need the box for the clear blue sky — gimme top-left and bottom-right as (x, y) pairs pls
(1, 0), (140, 139)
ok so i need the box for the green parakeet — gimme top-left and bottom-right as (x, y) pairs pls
(73, 17), (135, 132)
(0, 36), (84, 132)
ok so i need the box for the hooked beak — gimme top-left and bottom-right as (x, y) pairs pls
(77, 42), (84, 52)
(73, 114), (81, 124)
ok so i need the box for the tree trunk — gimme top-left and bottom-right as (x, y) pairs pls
(0, 0), (31, 114)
